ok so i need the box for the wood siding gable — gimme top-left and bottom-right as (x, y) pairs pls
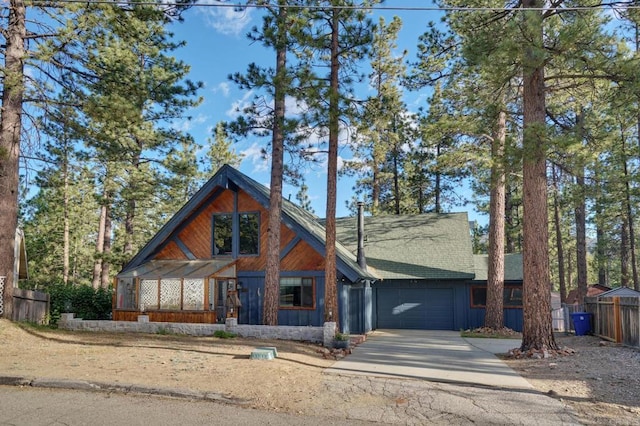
(119, 165), (370, 282)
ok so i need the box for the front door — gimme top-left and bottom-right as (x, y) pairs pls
(209, 279), (238, 323)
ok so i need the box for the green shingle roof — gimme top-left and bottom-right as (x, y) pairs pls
(333, 213), (475, 280)
(472, 253), (523, 281)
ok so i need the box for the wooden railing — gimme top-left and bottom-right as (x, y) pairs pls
(585, 296), (640, 348)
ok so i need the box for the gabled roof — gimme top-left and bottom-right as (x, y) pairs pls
(333, 213), (475, 280)
(119, 165), (373, 282)
(473, 253), (523, 282)
(566, 284), (611, 304)
(598, 286), (640, 298)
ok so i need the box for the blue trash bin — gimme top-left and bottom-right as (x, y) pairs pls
(571, 312), (592, 336)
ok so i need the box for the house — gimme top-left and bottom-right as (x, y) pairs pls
(597, 286), (640, 299)
(114, 165), (525, 333)
(115, 165), (374, 328)
(469, 253), (524, 331)
(565, 284), (611, 305)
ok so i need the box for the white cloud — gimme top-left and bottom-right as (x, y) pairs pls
(198, 1), (254, 37)
(226, 90), (255, 118)
(241, 142), (269, 173)
(173, 113), (208, 132)
(213, 82), (231, 97)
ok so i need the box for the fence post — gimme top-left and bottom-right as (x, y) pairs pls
(613, 296), (622, 344)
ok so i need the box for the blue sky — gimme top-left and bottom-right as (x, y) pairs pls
(168, 1), (487, 224)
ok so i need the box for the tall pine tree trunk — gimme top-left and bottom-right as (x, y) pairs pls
(552, 166), (567, 303)
(434, 144), (442, 214)
(622, 144), (639, 290)
(101, 206), (112, 289)
(393, 143), (400, 215)
(263, 2), (287, 326)
(505, 184), (516, 253)
(521, 0), (557, 351)
(574, 111), (588, 303)
(63, 152), (70, 285)
(621, 212), (630, 288)
(0, 0), (26, 318)
(485, 108), (506, 330)
(574, 172), (587, 303)
(324, 5), (340, 327)
(92, 199), (107, 289)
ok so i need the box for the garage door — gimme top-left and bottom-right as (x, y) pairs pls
(377, 288), (454, 330)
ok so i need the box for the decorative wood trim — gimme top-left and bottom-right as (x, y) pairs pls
(280, 236), (301, 260)
(174, 236), (196, 260)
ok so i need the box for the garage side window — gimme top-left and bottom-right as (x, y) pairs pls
(279, 277), (314, 309)
(471, 286), (523, 308)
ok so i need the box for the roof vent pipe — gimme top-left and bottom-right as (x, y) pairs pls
(357, 201), (367, 271)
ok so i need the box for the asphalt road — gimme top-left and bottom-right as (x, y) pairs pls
(0, 386), (372, 426)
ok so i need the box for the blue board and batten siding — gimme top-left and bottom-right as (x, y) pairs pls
(375, 281), (469, 330)
(370, 280), (524, 332)
(467, 282), (524, 332)
(237, 271), (327, 327)
(236, 273), (524, 332)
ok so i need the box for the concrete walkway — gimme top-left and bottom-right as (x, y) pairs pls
(326, 329), (530, 389)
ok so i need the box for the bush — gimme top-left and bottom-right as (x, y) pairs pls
(46, 282), (113, 325)
(213, 330), (237, 339)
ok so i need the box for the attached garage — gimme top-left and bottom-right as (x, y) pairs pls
(377, 287), (454, 330)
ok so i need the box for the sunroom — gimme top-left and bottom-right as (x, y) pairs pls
(114, 259), (240, 323)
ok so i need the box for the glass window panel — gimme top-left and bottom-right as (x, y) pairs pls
(471, 286), (523, 308)
(239, 213), (259, 255)
(213, 214), (232, 255)
(504, 287), (523, 307)
(116, 278), (136, 309)
(160, 279), (181, 310)
(183, 279), (205, 311)
(140, 279), (159, 310)
(279, 277), (314, 308)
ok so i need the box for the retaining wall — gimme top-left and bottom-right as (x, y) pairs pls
(59, 314), (337, 347)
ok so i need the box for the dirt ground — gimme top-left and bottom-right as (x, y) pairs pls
(503, 333), (640, 426)
(1, 320), (639, 425)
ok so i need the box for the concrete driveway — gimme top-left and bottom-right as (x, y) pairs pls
(326, 329), (530, 389)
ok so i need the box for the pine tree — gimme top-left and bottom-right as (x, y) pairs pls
(229, 1), (312, 325)
(295, 179), (315, 213)
(298, 0), (376, 326)
(204, 122), (243, 176)
(345, 16), (411, 215)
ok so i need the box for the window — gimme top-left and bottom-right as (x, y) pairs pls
(213, 214), (232, 255)
(116, 278), (136, 309)
(212, 212), (259, 257)
(471, 286), (523, 308)
(239, 213), (259, 255)
(136, 278), (205, 311)
(279, 277), (314, 309)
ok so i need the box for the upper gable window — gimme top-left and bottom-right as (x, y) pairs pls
(213, 214), (232, 255)
(239, 213), (259, 255)
(212, 212), (259, 257)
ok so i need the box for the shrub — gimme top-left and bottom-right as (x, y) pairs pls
(213, 330), (237, 339)
(46, 282), (113, 325)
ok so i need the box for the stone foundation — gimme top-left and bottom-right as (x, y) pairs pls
(58, 314), (330, 344)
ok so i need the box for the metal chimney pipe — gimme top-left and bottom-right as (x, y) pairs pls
(357, 201), (367, 271)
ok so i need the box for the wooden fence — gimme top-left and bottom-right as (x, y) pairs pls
(585, 296), (640, 348)
(12, 288), (50, 325)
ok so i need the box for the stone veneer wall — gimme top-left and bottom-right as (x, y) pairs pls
(59, 314), (335, 346)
